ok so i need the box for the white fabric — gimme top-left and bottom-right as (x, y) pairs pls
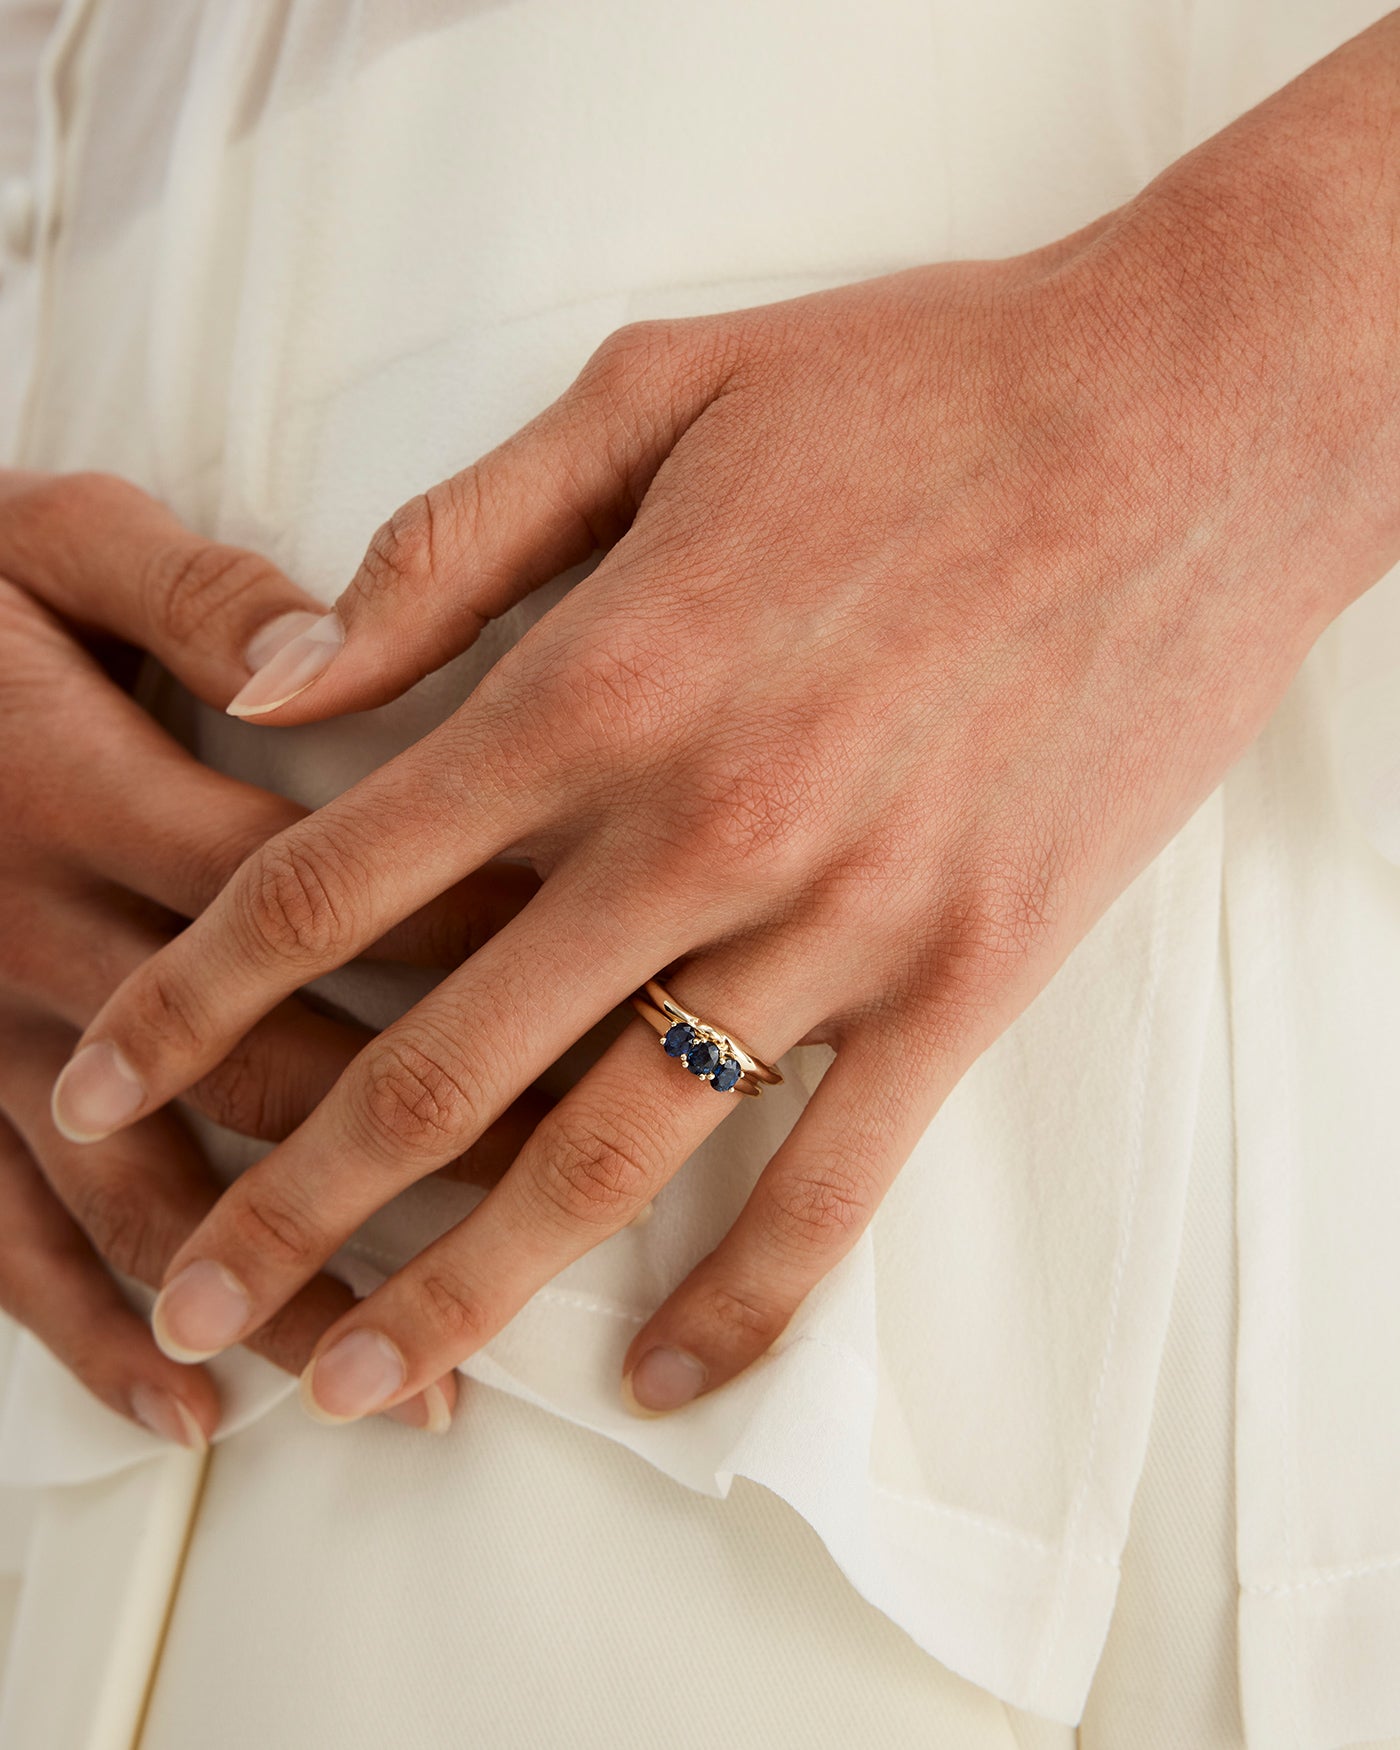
(0, 892), (1236, 1750)
(0, 1442), (203, 1750)
(0, 1), (1398, 1742)
(1, 938), (1384, 1749)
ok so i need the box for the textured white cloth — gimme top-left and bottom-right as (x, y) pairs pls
(1, 1), (1399, 1741)
(0, 931), (1382, 1750)
(0, 931), (1243, 1749)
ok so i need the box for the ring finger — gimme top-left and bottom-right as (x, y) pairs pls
(293, 933), (841, 1422)
(141, 859), (689, 1363)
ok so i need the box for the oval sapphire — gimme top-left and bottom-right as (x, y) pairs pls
(685, 1039), (720, 1077)
(663, 1022), (695, 1058)
(711, 1057), (741, 1093)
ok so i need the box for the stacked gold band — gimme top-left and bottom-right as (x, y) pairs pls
(630, 978), (783, 1098)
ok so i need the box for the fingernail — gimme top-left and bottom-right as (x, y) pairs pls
(300, 1329), (406, 1424)
(243, 609), (326, 670)
(152, 1261), (251, 1362)
(51, 1041), (145, 1142)
(129, 1384), (210, 1453)
(626, 1201), (654, 1229)
(227, 611), (343, 718)
(621, 1346), (708, 1415)
(383, 1380), (453, 1435)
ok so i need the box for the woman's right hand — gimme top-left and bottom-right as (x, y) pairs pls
(0, 470), (540, 1444)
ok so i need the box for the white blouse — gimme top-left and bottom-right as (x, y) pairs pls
(1, 1), (1399, 1742)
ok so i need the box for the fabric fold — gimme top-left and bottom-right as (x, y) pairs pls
(2, 1), (1399, 1736)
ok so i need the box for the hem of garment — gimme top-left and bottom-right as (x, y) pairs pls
(1240, 1569), (1400, 1750)
(0, 1284), (1122, 1725)
(1228, 648), (1400, 1750)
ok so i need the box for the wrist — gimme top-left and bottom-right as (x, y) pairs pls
(1032, 18), (1400, 641)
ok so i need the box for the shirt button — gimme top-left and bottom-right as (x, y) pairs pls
(1, 177), (37, 260)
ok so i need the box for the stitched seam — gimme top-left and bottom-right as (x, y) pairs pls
(1026, 838), (1171, 1696)
(1257, 727), (1305, 1750)
(1245, 1553), (1400, 1596)
(871, 1479), (1120, 1569)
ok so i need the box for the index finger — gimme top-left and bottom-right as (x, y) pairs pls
(51, 704), (556, 1143)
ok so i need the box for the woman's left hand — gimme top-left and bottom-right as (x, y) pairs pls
(49, 41), (1400, 1421)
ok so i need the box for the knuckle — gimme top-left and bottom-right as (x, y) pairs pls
(177, 806), (299, 915)
(226, 1183), (316, 1270)
(762, 1164), (873, 1251)
(351, 486), (451, 605)
(582, 319), (679, 395)
(532, 1112), (657, 1230)
(188, 1042), (284, 1140)
(65, 1173), (159, 1280)
(690, 1279), (788, 1352)
(236, 835), (357, 965)
(355, 1034), (481, 1164)
(579, 315), (742, 412)
(675, 750), (826, 889)
(549, 627), (681, 757)
(414, 1268), (493, 1349)
(122, 958), (209, 1059)
(948, 832), (1066, 985)
(143, 539), (283, 644)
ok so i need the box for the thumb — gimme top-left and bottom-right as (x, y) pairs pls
(0, 470), (327, 709)
(224, 318), (730, 722)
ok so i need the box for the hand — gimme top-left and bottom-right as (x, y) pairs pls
(0, 471), (543, 1440)
(60, 26), (1400, 1422)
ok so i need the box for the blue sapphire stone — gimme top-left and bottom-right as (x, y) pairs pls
(662, 1022), (695, 1058)
(711, 1057), (741, 1093)
(685, 1039), (721, 1078)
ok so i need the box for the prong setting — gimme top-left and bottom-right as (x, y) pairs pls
(630, 984), (781, 1098)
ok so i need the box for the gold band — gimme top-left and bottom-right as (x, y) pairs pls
(630, 977), (783, 1099)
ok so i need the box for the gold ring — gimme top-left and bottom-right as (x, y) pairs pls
(630, 978), (784, 1098)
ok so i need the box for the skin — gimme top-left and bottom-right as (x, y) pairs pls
(0, 473), (551, 1440)
(40, 14), (1400, 1424)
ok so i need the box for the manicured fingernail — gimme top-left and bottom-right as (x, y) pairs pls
(383, 1380), (453, 1435)
(621, 1346), (707, 1415)
(227, 611), (343, 717)
(152, 1262), (251, 1362)
(299, 1329), (405, 1424)
(129, 1384), (209, 1453)
(243, 609), (325, 670)
(51, 1042), (145, 1142)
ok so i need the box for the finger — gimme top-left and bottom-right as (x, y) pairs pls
(190, 997), (553, 1177)
(290, 947), (827, 1423)
(0, 1019), (458, 1433)
(24, 884), (551, 1179)
(0, 470), (326, 707)
(10, 889), (372, 1141)
(5, 574), (537, 964)
(224, 318), (733, 721)
(618, 1035), (942, 1413)
(371, 858), (542, 970)
(0, 574), (307, 914)
(53, 712), (560, 1138)
(0, 1111), (216, 1448)
(138, 868), (687, 1364)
